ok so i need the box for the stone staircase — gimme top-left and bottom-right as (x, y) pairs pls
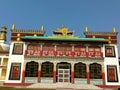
(27, 83), (102, 90)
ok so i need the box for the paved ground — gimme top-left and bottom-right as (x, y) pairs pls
(0, 81), (118, 90)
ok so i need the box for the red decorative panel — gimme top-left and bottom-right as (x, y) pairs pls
(94, 47), (101, 57)
(9, 63), (21, 80)
(12, 43), (23, 55)
(107, 65), (118, 82)
(43, 44), (54, 56)
(88, 46), (95, 57)
(105, 46), (115, 57)
(88, 46), (102, 57)
(27, 44), (40, 56)
(56, 45), (72, 56)
(74, 46), (86, 57)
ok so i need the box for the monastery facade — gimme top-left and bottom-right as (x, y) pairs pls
(0, 24), (119, 88)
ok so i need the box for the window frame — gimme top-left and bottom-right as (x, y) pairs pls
(105, 46), (116, 57)
(12, 43), (23, 55)
(74, 62), (86, 78)
(107, 65), (118, 82)
(9, 63), (21, 80)
(89, 63), (102, 79)
(41, 62), (53, 77)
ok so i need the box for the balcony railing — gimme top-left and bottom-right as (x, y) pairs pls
(24, 50), (103, 58)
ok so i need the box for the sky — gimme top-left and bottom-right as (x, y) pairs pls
(0, 0), (120, 54)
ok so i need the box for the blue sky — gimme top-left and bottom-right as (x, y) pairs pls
(0, 0), (120, 54)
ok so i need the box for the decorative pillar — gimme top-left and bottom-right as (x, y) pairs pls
(86, 45), (88, 58)
(38, 63), (41, 83)
(22, 62), (26, 83)
(54, 45), (57, 56)
(102, 66), (105, 85)
(71, 63), (74, 83)
(86, 64), (90, 84)
(24, 44), (28, 56)
(40, 44), (43, 56)
(53, 63), (56, 83)
(71, 45), (75, 57)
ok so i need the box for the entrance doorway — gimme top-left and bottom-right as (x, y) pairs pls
(57, 62), (71, 83)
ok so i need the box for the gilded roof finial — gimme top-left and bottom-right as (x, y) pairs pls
(85, 26), (88, 33)
(11, 24), (15, 30)
(0, 26), (7, 41)
(62, 24), (65, 29)
(41, 25), (44, 33)
(113, 27), (116, 32)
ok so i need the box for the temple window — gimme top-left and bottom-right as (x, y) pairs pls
(107, 65), (118, 82)
(25, 61), (38, 77)
(43, 44), (54, 56)
(41, 62), (53, 77)
(88, 46), (101, 57)
(27, 44), (40, 56)
(74, 62), (86, 78)
(12, 43), (23, 55)
(89, 63), (102, 79)
(56, 45), (72, 56)
(88, 46), (95, 57)
(9, 63), (21, 80)
(74, 46), (86, 57)
(105, 46), (115, 57)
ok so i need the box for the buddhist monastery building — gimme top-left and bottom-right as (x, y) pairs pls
(0, 24), (119, 89)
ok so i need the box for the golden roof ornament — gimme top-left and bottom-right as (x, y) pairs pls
(61, 24), (65, 29)
(41, 25), (44, 33)
(85, 26), (88, 33)
(113, 27), (116, 32)
(0, 26), (7, 41)
(11, 24), (15, 30)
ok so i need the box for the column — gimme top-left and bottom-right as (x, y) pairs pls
(54, 45), (57, 56)
(71, 63), (74, 83)
(22, 62), (26, 83)
(40, 44), (43, 56)
(86, 45), (89, 58)
(24, 44), (28, 56)
(102, 66), (105, 85)
(71, 45), (75, 57)
(53, 63), (56, 83)
(38, 63), (41, 83)
(86, 64), (90, 84)
(100, 46), (103, 58)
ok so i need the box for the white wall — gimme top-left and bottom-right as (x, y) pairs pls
(103, 44), (120, 85)
(5, 42), (25, 83)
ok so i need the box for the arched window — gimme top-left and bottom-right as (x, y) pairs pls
(41, 62), (53, 77)
(74, 62), (86, 78)
(89, 63), (102, 79)
(25, 61), (38, 77)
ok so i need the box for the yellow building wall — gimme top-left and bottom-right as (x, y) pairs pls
(0, 69), (6, 80)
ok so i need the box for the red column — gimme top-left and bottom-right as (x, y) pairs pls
(102, 72), (105, 85)
(72, 71), (74, 83)
(71, 64), (74, 83)
(87, 72), (90, 84)
(22, 70), (25, 83)
(38, 71), (41, 82)
(53, 71), (56, 83)
(38, 63), (41, 83)
(53, 64), (56, 83)
(86, 64), (90, 84)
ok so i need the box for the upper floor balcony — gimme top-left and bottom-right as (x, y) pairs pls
(24, 44), (103, 58)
